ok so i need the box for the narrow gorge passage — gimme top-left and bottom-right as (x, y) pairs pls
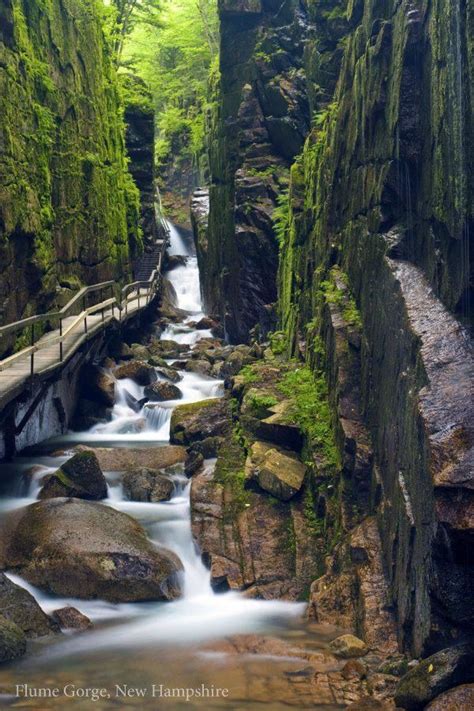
(0, 0), (472, 709)
(0, 225), (335, 710)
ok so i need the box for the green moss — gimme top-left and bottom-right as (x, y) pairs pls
(0, 0), (141, 330)
(239, 365), (259, 385)
(246, 392), (278, 419)
(278, 364), (340, 472)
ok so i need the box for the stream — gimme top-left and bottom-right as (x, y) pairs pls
(0, 225), (341, 710)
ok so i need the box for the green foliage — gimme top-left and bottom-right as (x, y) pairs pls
(319, 267), (362, 328)
(120, 0), (218, 178)
(240, 364), (259, 384)
(278, 365), (339, 472)
(272, 190), (290, 246)
(269, 330), (288, 355)
(246, 392), (278, 418)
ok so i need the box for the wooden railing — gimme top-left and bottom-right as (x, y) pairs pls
(0, 244), (166, 379)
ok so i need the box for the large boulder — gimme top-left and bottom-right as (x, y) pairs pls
(170, 399), (231, 445)
(394, 644), (474, 710)
(38, 451), (107, 501)
(122, 469), (175, 503)
(425, 684), (474, 710)
(144, 381), (182, 402)
(0, 499), (183, 603)
(114, 361), (157, 386)
(0, 573), (59, 637)
(0, 615), (26, 663)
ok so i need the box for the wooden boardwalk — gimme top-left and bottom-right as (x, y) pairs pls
(0, 291), (150, 410)
(0, 237), (167, 412)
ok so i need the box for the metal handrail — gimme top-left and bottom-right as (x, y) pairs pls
(0, 244), (165, 378)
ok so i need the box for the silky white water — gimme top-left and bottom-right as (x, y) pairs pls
(0, 222), (304, 665)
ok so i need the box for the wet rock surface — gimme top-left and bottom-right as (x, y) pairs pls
(143, 380), (182, 402)
(0, 499), (183, 603)
(170, 399), (232, 445)
(114, 361), (157, 386)
(122, 468), (175, 503)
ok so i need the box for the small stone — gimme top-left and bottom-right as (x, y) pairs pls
(51, 607), (92, 631)
(341, 659), (367, 680)
(329, 634), (369, 659)
(156, 367), (182, 383)
(122, 468), (175, 503)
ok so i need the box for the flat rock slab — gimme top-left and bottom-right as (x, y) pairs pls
(73, 445), (186, 472)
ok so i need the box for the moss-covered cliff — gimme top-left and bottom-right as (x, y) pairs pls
(279, 0), (473, 657)
(200, 0), (311, 341)
(197, 0), (474, 659)
(0, 0), (141, 328)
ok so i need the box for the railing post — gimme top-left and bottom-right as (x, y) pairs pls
(138, 286), (141, 310)
(59, 318), (63, 361)
(111, 284), (115, 318)
(83, 295), (88, 334)
(30, 324), (35, 378)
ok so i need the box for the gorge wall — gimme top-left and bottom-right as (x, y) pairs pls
(196, 0), (474, 659)
(199, 0), (311, 342)
(0, 0), (141, 333)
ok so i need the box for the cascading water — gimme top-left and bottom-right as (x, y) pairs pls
(0, 222), (305, 680)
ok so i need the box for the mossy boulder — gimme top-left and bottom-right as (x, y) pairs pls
(170, 399), (231, 445)
(144, 381), (182, 402)
(38, 451), (107, 501)
(0, 573), (59, 638)
(114, 361), (157, 386)
(122, 468), (175, 503)
(0, 499), (183, 603)
(0, 615), (26, 664)
(394, 644), (474, 710)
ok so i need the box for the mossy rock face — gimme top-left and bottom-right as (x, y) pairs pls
(0, 615), (26, 664)
(0, 0), (141, 335)
(38, 451), (107, 501)
(170, 399), (232, 446)
(394, 644), (474, 711)
(0, 499), (183, 603)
